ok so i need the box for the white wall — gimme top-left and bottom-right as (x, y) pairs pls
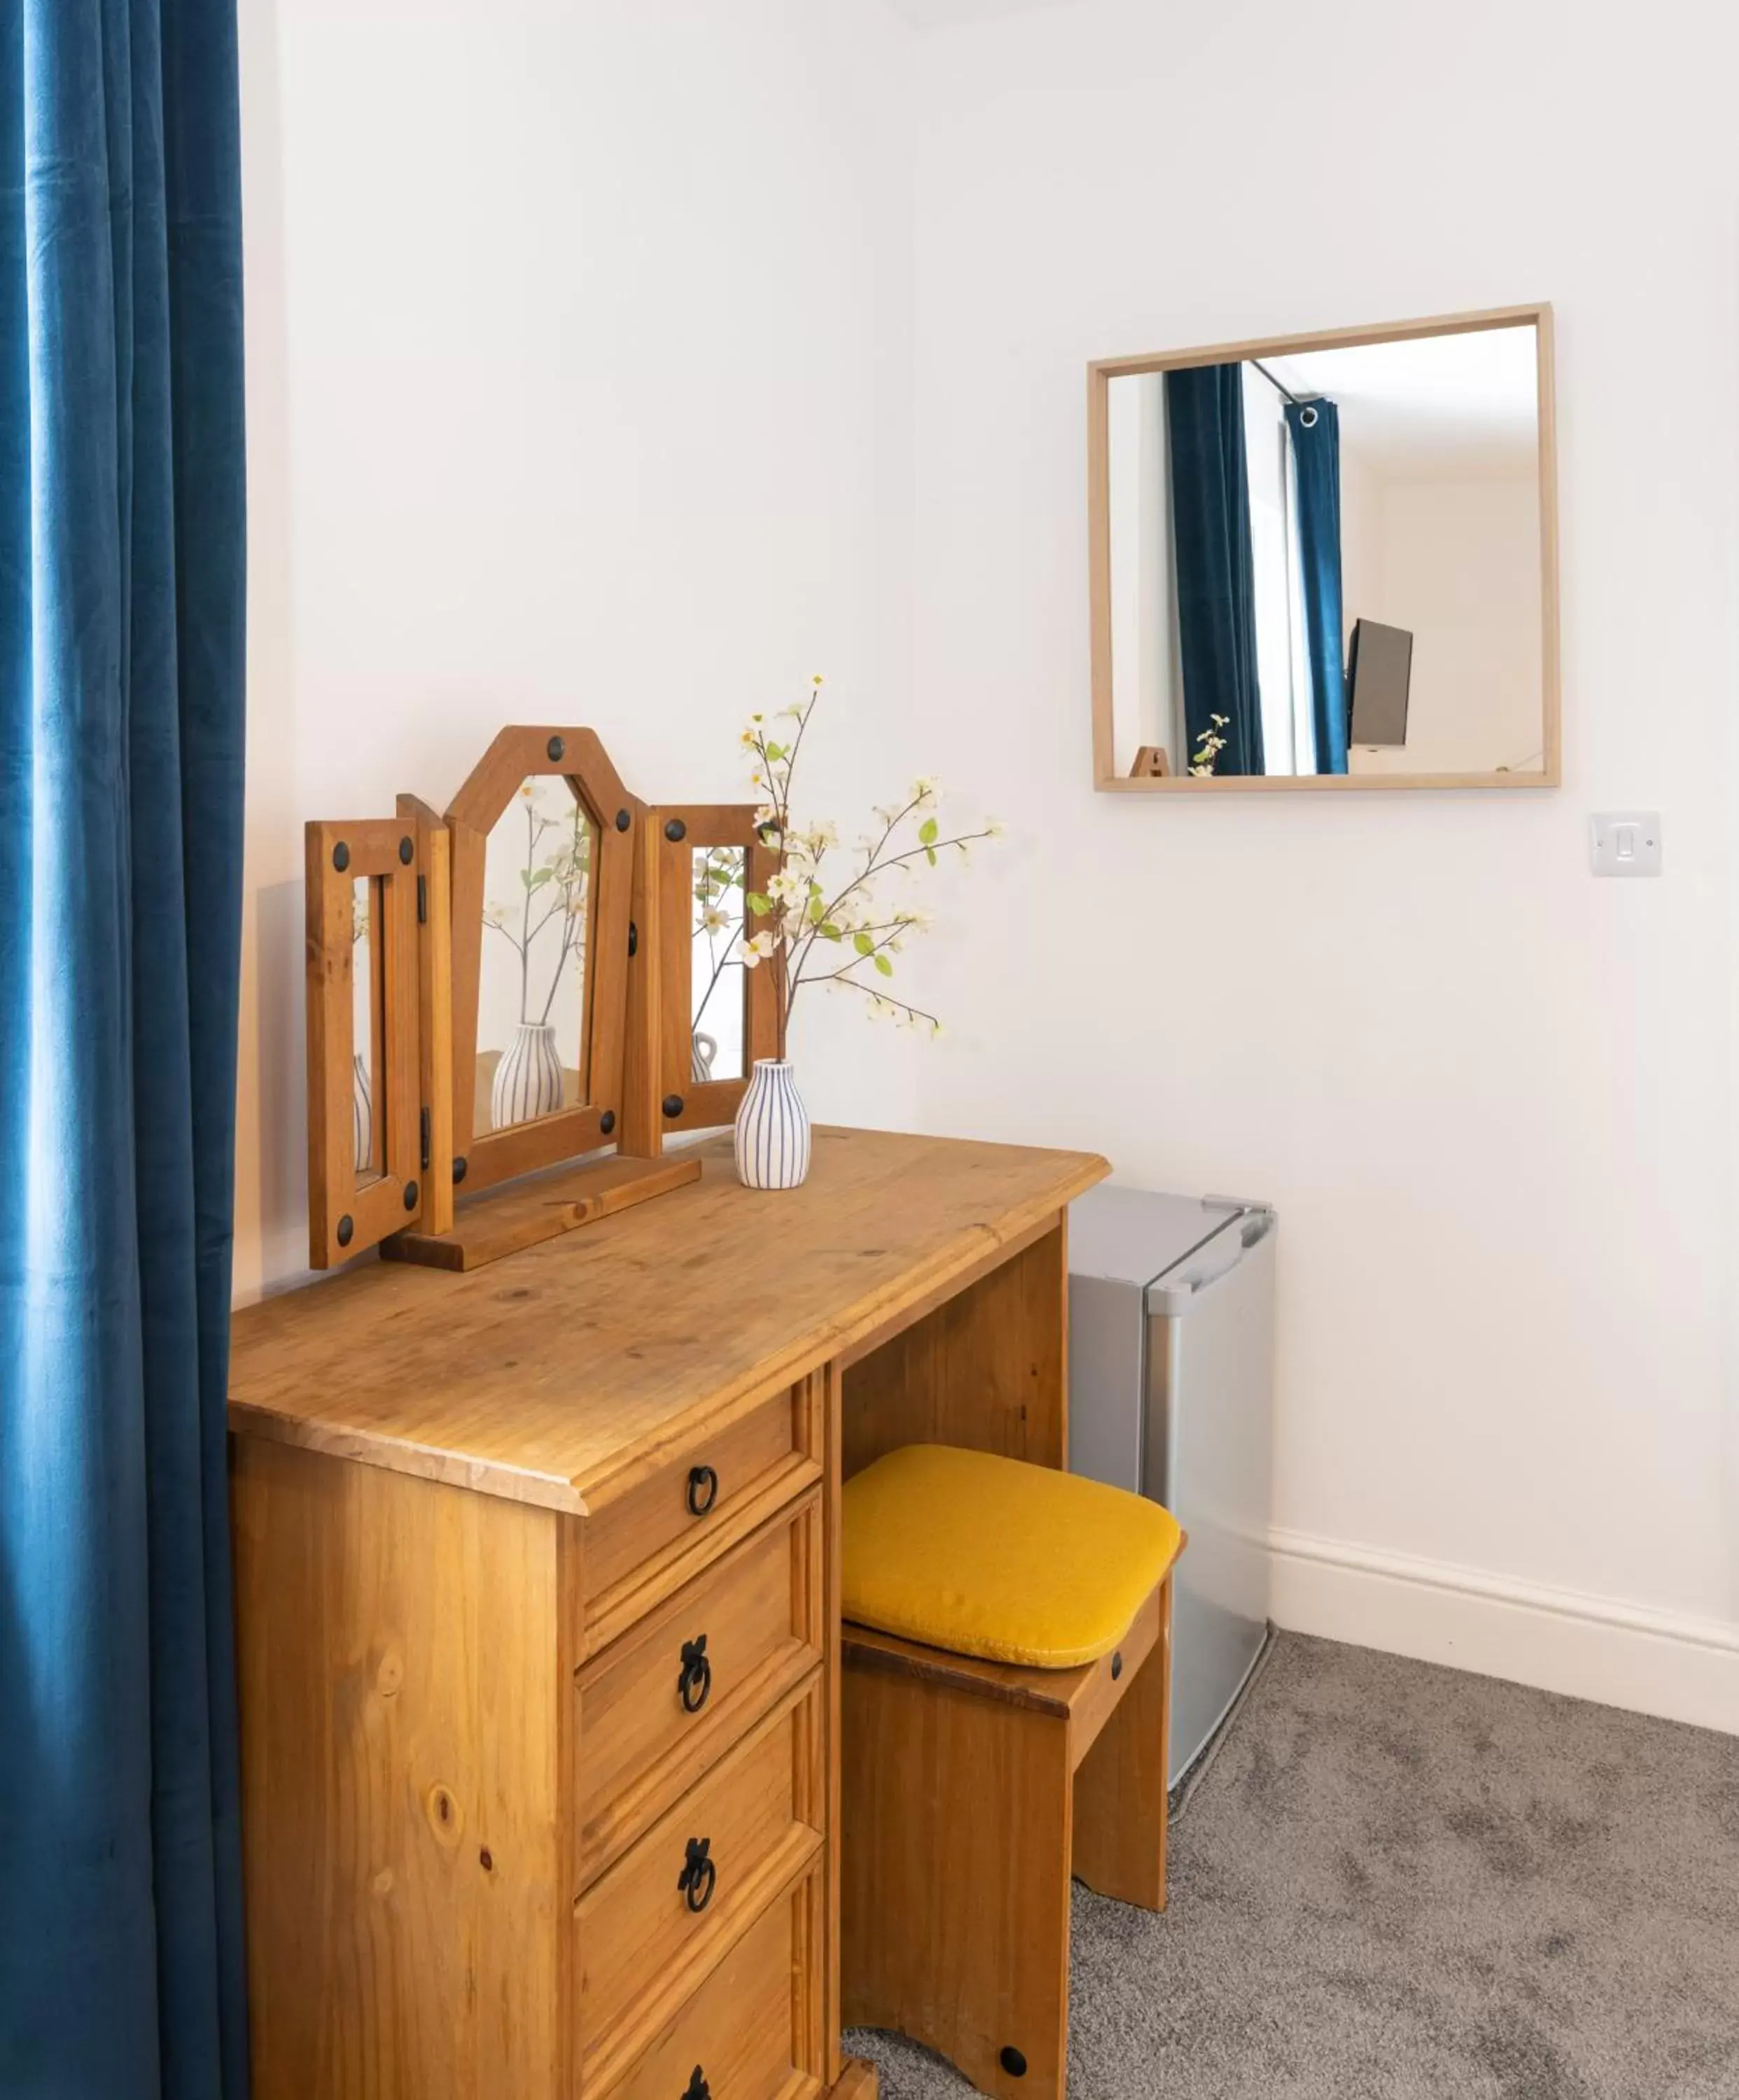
(1348, 471), (1543, 776)
(235, 0), (921, 1300)
(902, 0), (1739, 1728)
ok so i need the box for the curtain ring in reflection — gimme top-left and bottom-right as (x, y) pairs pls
(1299, 404), (1319, 428)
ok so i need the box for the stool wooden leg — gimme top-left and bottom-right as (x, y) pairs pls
(843, 1669), (1074, 2100)
(1071, 1575), (1173, 1912)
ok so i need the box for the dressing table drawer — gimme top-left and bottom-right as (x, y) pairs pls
(582, 1382), (822, 1651)
(575, 1679), (825, 2090)
(597, 1870), (823, 2100)
(575, 1490), (823, 1887)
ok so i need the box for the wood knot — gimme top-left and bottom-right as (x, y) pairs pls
(426, 1784), (463, 1847)
(375, 1650), (404, 1698)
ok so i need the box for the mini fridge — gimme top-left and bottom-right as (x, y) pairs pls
(1068, 1185), (1277, 1788)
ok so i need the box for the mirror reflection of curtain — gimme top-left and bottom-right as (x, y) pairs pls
(1283, 400), (1348, 776)
(1164, 366), (1264, 776)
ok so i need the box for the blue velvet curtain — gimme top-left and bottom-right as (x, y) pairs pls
(1284, 398), (1348, 776)
(1164, 364), (1264, 776)
(0, 3), (249, 2094)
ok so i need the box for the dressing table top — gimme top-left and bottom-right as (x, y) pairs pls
(228, 1126), (1105, 1514)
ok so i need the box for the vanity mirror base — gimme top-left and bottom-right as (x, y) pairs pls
(382, 1150), (701, 1272)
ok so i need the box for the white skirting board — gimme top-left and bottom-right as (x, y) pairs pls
(1269, 1527), (1739, 1738)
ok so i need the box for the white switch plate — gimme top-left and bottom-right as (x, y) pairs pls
(1590, 811), (1663, 876)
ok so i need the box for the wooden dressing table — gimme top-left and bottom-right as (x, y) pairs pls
(228, 1125), (1107, 2100)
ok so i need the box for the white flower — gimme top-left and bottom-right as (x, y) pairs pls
(767, 867), (809, 911)
(699, 905), (729, 934)
(911, 776), (939, 806)
(743, 930), (780, 967)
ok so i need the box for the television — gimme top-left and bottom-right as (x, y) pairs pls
(1346, 618), (1413, 748)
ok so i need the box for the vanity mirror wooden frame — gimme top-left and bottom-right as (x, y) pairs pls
(1087, 302), (1561, 794)
(304, 816), (424, 1267)
(305, 727), (711, 1275)
(446, 727), (638, 1195)
(652, 804), (781, 1138)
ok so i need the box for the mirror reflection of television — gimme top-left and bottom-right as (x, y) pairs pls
(1347, 619), (1413, 748)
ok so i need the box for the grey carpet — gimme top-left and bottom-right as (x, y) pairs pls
(846, 1633), (1739, 2099)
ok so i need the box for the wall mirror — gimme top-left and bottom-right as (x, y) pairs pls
(1089, 304), (1559, 792)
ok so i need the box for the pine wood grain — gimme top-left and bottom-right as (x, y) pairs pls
(575, 1493), (823, 1889)
(229, 1128), (1107, 1513)
(234, 1440), (565, 2100)
(382, 1150), (699, 1271)
(604, 1879), (820, 2100)
(841, 1673), (1073, 2100)
(840, 1219), (1068, 1480)
(577, 1678), (825, 2090)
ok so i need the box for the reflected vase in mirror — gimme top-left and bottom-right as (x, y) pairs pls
(478, 776), (595, 1133)
(491, 1021), (566, 1130)
(734, 1059), (811, 1192)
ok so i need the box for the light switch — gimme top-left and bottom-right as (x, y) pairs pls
(1590, 811), (1663, 876)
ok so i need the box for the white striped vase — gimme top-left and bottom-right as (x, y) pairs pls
(733, 1059), (811, 1191)
(490, 1021), (565, 1132)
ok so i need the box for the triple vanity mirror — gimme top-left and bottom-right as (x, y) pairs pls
(305, 731), (778, 1273)
(1089, 305), (1560, 790)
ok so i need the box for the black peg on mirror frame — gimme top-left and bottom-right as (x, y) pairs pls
(452, 1156), (468, 1185)
(615, 807), (631, 832)
(403, 1180), (419, 1212)
(664, 817), (686, 843)
(599, 1110), (616, 1136)
(398, 835), (414, 864)
(333, 841), (350, 872)
(546, 735), (565, 762)
(336, 1215), (354, 1247)
(1000, 2046), (1028, 2078)
(662, 1093), (685, 1119)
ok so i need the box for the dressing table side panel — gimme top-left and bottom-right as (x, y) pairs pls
(233, 1437), (567, 2100)
(839, 1215), (1070, 1482)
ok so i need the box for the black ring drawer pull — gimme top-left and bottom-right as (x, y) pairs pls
(678, 1635), (711, 1714)
(683, 2069), (711, 2100)
(678, 1835), (715, 1914)
(686, 1464), (719, 1517)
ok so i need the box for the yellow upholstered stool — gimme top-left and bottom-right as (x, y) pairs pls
(839, 1445), (1186, 2100)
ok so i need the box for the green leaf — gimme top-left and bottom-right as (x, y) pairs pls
(764, 741), (785, 761)
(873, 953), (894, 977)
(925, 846), (937, 867)
(807, 893), (825, 923)
(853, 932), (874, 956)
(746, 892), (771, 916)
(528, 867), (554, 888)
(919, 816), (939, 846)
(820, 923), (842, 941)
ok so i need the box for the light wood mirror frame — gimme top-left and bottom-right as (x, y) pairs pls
(1087, 303), (1561, 793)
(445, 727), (637, 1196)
(304, 816), (424, 1267)
(651, 804), (781, 1138)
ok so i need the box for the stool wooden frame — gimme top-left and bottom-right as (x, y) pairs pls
(841, 1558), (1180, 2100)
